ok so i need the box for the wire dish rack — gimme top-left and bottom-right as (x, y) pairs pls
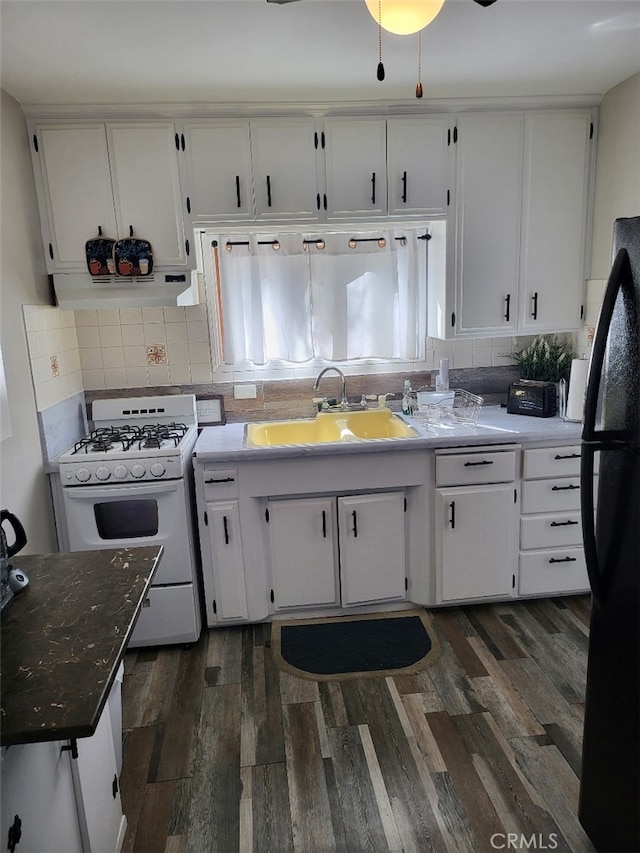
(413, 389), (484, 425)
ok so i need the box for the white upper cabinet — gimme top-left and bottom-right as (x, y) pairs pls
(429, 109), (594, 339)
(180, 121), (254, 222)
(387, 117), (451, 216)
(31, 121), (189, 272)
(322, 118), (387, 219)
(454, 113), (524, 336)
(106, 123), (189, 268)
(250, 118), (319, 220)
(518, 111), (592, 333)
(31, 124), (118, 272)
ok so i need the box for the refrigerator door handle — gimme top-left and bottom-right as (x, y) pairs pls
(580, 444), (604, 608)
(582, 248), (632, 441)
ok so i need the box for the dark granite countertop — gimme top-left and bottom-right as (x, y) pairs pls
(0, 546), (162, 747)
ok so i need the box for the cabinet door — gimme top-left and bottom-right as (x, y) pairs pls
(387, 117), (450, 216)
(31, 124), (118, 272)
(206, 501), (249, 621)
(107, 122), (189, 267)
(455, 114), (523, 335)
(436, 484), (515, 602)
(269, 497), (339, 609)
(1, 741), (83, 853)
(338, 492), (406, 606)
(250, 119), (319, 220)
(72, 705), (124, 853)
(181, 121), (254, 221)
(518, 111), (592, 332)
(323, 119), (387, 219)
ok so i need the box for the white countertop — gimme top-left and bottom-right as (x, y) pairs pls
(193, 406), (583, 464)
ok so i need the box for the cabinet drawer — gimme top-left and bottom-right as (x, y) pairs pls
(129, 584), (200, 647)
(203, 467), (238, 500)
(520, 512), (583, 549)
(436, 450), (516, 487)
(519, 548), (589, 595)
(522, 446), (581, 479)
(521, 478), (581, 514)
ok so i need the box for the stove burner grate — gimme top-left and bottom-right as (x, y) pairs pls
(71, 422), (190, 455)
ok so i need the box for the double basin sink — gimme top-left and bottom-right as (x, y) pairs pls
(245, 408), (419, 447)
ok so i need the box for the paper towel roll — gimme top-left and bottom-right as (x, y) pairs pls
(566, 358), (589, 422)
(437, 358), (450, 391)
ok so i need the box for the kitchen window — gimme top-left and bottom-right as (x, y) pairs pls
(200, 225), (437, 370)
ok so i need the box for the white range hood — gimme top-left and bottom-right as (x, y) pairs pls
(52, 271), (200, 310)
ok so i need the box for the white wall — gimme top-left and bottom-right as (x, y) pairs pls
(590, 72), (640, 277)
(0, 89), (57, 553)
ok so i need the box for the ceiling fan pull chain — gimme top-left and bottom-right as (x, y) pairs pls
(376, 0), (385, 81)
(416, 30), (423, 98)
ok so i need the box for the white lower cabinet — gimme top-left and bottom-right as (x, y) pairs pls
(434, 447), (518, 604)
(435, 484), (516, 602)
(268, 491), (406, 611)
(1, 677), (124, 853)
(519, 445), (590, 597)
(204, 500), (249, 622)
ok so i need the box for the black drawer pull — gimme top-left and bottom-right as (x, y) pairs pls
(554, 453), (580, 460)
(464, 459), (494, 467)
(550, 520), (579, 527)
(549, 556), (578, 564)
(205, 477), (235, 484)
(551, 484), (580, 491)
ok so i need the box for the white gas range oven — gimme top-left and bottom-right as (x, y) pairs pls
(55, 394), (202, 647)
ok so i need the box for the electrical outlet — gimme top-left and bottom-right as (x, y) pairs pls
(234, 384), (257, 400)
(196, 399), (222, 423)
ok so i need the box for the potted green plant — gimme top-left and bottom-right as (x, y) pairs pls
(509, 335), (574, 383)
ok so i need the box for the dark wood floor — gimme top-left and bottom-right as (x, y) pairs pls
(120, 596), (596, 853)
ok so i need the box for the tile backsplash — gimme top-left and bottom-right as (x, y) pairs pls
(23, 305), (83, 411)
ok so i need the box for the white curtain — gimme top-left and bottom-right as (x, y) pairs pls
(217, 229), (426, 365)
(218, 233), (313, 363)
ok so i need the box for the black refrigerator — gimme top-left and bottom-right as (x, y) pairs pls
(579, 216), (640, 852)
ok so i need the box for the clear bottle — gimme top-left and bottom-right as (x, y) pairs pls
(402, 379), (413, 415)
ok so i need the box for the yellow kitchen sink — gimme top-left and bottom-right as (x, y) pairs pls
(245, 408), (419, 447)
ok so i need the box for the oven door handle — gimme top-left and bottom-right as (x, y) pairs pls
(64, 482), (180, 499)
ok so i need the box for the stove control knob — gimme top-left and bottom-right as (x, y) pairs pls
(113, 464), (128, 480)
(95, 466), (111, 481)
(76, 467), (91, 483)
(150, 462), (165, 478)
(130, 463), (145, 479)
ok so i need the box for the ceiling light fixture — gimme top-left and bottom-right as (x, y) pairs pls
(364, 0), (445, 35)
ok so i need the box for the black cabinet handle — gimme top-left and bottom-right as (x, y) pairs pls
(549, 556), (578, 564)
(449, 501), (456, 529)
(550, 519), (579, 527)
(266, 175), (272, 207)
(551, 484), (580, 491)
(504, 293), (511, 322)
(322, 510), (327, 538)
(186, 197), (191, 214)
(323, 193), (327, 211)
(205, 477), (235, 484)
(555, 452), (580, 460)
(371, 172), (376, 205)
(235, 175), (241, 209)
(223, 515), (229, 544)
(531, 291), (538, 320)
(464, 459), (494, 467)
(316, 193), (321, 211)
(98, 225), (103, 237)
(352, 510), (358, 537)
(401, 171), (407, 204)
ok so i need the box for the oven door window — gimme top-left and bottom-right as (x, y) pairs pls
(94, 499), (159, 540)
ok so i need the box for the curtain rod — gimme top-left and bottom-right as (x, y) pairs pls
(212, 232), (430, 250)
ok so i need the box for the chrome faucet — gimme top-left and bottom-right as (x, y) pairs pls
(313, 367), (349, 409)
